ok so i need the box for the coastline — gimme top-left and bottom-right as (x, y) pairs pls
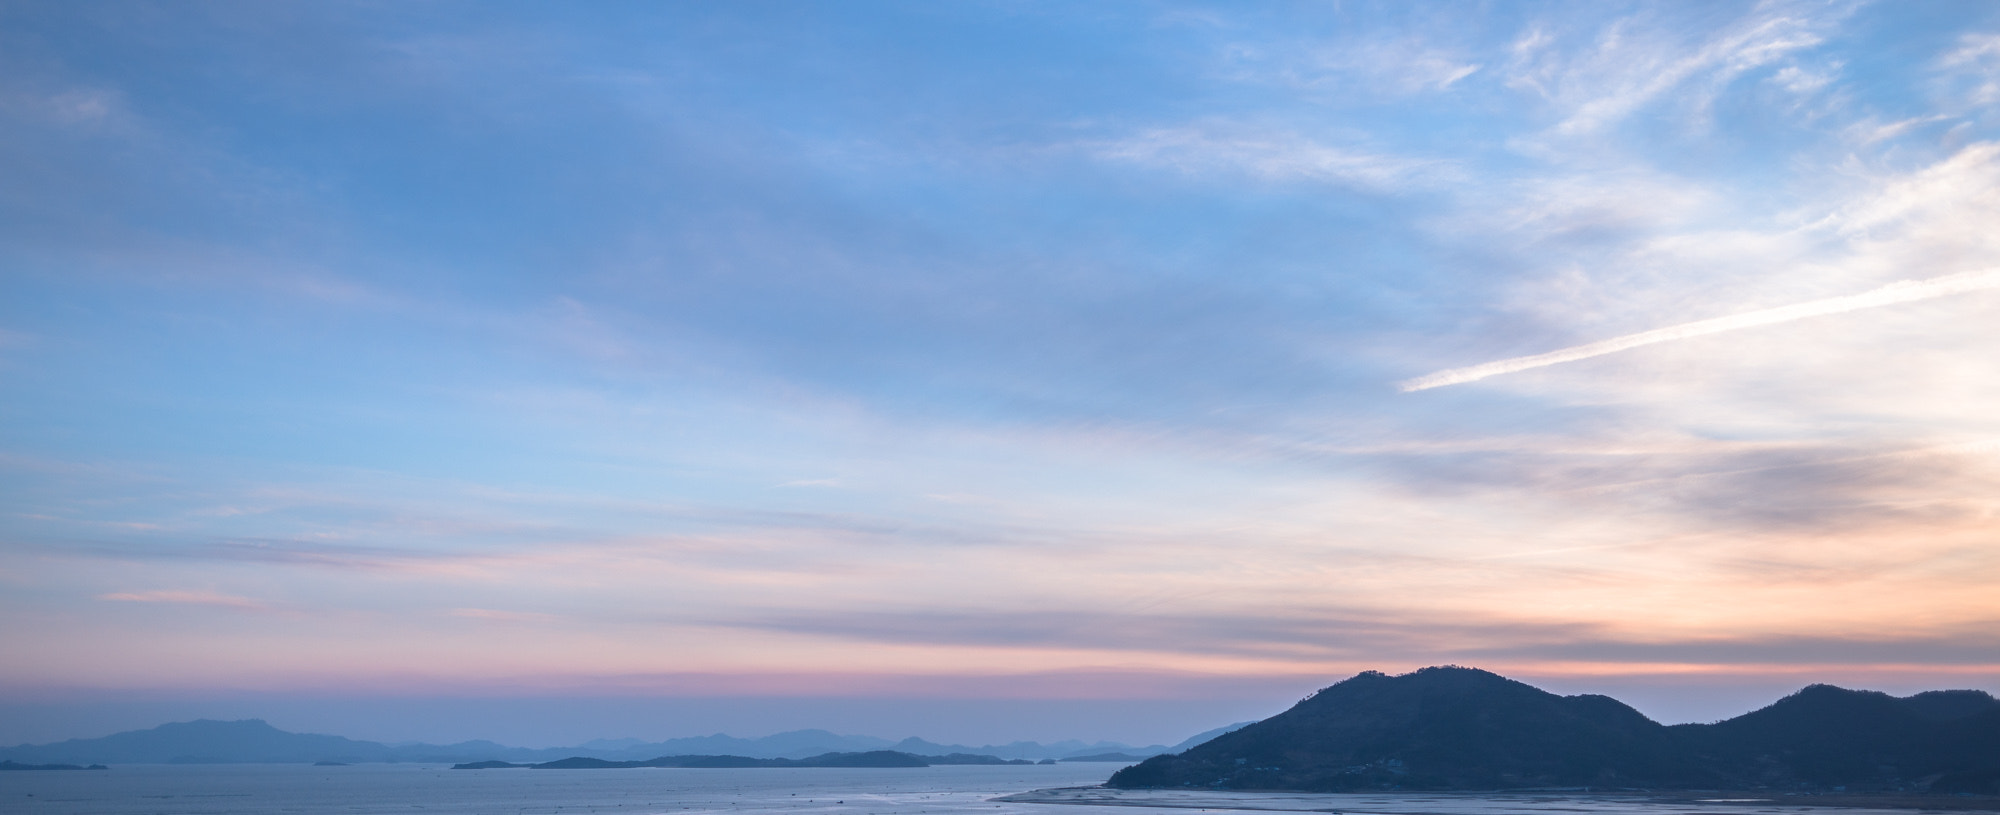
(994, 785), (2000, 813)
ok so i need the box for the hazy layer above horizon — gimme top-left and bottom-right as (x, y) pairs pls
(0, 716), (1254, 764)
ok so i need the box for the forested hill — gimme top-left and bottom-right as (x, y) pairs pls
(1109, 666), (2000, 794)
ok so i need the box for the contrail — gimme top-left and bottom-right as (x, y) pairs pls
(1399, 267), (2000, 392)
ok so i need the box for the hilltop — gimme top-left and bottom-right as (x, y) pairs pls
(1111, 666), (2000, 793)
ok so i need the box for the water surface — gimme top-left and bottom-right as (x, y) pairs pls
(1, 764), (1979, 815)
(0, 763), (1117, 815)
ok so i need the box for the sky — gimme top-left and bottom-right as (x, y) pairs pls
(3, 0), (2000, 749)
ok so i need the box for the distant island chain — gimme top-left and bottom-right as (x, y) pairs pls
(5, 667), (1996, 800)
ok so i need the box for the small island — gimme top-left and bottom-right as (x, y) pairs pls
(0, 760), (108, 771)
(453, 749), (1034, 770)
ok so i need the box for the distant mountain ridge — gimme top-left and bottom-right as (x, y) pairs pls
(452, 750), (1035, 770)
(0, 720), (496, 766)
(0, 719), (1217, 766)
(1111, 666), (2000, 794)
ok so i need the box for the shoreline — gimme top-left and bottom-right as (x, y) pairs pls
(994, 785), (2000, 813)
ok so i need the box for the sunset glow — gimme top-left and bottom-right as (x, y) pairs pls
(3, 1), (1998, 747)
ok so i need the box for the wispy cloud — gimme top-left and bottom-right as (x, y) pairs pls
(1482, 2), (1857, 152)
(1401, 268), (2000, 391)
(1092, 125), (1451, 189)
(97, 589), (267, 611)
(0, 85), (124, 128)
(1536, 8), (1834, 136)
(451, 607), (555, 623)
(1844, 114), (1953, 146)
(1938, 33), (2000, 107)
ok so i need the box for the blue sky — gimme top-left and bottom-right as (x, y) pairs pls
(4, 0), (2000, 747)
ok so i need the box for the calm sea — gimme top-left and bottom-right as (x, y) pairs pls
(0, 763), (1120, 815)
(0, 763), (1961, 815)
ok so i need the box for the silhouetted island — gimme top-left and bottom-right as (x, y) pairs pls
(453, 750), (1034, 770)
(1110, 666), (2000, 795)
(0, 760), (107, 771)
(0, 719), (1142, 765)
(1062, 752), (1154, 762)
